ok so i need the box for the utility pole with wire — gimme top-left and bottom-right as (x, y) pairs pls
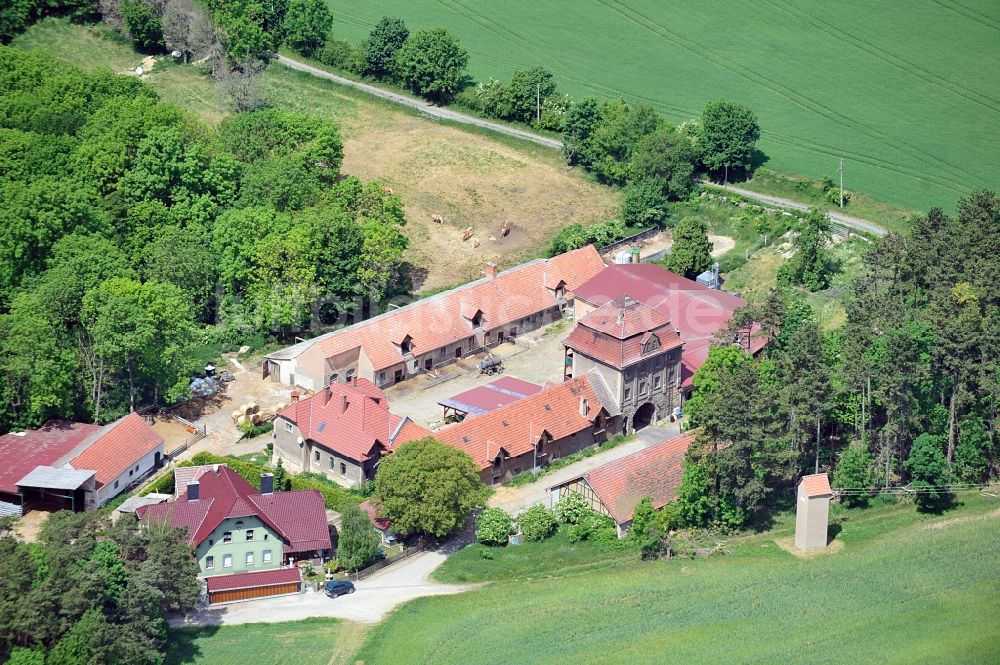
(838, 158), (844, 208)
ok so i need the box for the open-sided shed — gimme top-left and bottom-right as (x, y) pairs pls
(438, 376), (542, 422)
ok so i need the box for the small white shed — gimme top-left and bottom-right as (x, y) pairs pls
(795, 473), (832, 551)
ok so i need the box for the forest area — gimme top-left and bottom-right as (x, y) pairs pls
(675, 190), (1000, 527)
(0, 45), (410, 434)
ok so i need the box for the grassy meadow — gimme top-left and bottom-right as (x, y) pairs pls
(356, 494), (1000, 664)
(165, 618), (366, 665)
(330, 0), (1000, 212)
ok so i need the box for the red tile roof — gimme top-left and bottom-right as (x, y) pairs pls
(138, 465), (332, 553)
(581, 432), (696, 524)
(277, 379), (393, 462)
(0, 420), (101, 494)
(389, 418), (432, 450)
(800, 473), (832, 497)
(360, 500), (392, 530)
(205, 567), (302, 592)
(282, 245), (606, 372)
(435, 372), (617, 470)
(574, 264), (767, 382)
(565, 298), (682, 369)
(69, 413), (163, 488)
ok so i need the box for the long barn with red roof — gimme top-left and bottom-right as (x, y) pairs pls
(263, 245), (607, 391)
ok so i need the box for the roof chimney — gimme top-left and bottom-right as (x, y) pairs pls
(322, 385), (333, 406)
(485, 262), (497, 280)
(579, 397), (589, 417)
(339, 392), (348, 413)
(260, 473), (273, 495)
(186, 481), (200, 501)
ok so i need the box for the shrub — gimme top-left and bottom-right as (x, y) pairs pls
(282, 0), (333, 57)
(519, 505), (557, 542)
(394, 27), (469, 103)
(555, 493), (590, 525)
(337, 502), (381, 572)
(121, 0), (165, 53)
(318, 39), (365, 73)
(476, 507), (513, 546)
(363, 16), (409, 79)
(567, 511), (615, 543)
(621, 178), (670, 228)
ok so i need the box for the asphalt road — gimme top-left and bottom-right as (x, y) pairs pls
(170, 548), (473, 626)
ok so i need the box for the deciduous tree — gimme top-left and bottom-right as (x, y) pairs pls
(394, 27), (468, 103)
(662, 216), (712, 279)
(336, 502), (380, 571)
(700, 99), (760, 182)
(374, 437), (490, 537)
(282, 0), (332, 56)
(363, 16), (408, 79)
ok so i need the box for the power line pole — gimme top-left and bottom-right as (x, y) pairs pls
(838, 158), (844, 208)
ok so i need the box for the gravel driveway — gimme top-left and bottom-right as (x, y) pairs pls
(170, 549), (473, 627)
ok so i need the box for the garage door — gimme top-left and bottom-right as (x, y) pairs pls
(209, 581), (301, 604)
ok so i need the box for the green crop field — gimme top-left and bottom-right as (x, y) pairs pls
(329, 0), (1000, 212)
(355, 495), (1000, 664)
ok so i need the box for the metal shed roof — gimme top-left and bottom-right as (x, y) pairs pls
(16, 466), (95, 490)
(438, 377), (543, 416)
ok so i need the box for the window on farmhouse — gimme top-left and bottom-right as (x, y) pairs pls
(653, 375), (661, 389)
(246, 529), (254, 541)
(330, 456), (336, 469)
(205, 556), (214, 569)
(263, 549), (272, 563)
(314, 451), (320, 462)
(223, 531), (232, 543)
(624, 387), (631, 401)
(223, 554), (232, 568)
(245, 552), (254, 565)
(340, 462), (347, 475)
(285, 421), (293, 433)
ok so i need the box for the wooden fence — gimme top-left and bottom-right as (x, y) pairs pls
(346, 541), (429, 582)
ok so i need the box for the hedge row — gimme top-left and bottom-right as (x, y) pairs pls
(140, 453), (362, 512)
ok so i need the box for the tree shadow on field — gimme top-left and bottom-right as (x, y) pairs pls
(164, 624), (221, 664)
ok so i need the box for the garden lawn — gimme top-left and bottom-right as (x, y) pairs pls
(355, 494), (1000, 664)
(330, 0), (1000, 213)
(434, 526), (632, 584)
(165, 618), (366, 665)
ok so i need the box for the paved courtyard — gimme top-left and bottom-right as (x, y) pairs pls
(385, 325), (570, 429)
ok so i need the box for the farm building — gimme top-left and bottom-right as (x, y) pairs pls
(263, 245), (607, 391)
(795, 473), (833, 551)
(272, 378), (430, 487)
(438, 376), (542, 422)
(564, 297), (685, 433)
(572, 263), (768, 393)
(435, 371), (621, 485)
(0, 413), (164, 515)
(137, 464), (331, 602)
(547, 432), (696, 537)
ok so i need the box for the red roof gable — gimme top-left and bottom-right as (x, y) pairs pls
(138, 465), (331, 553)
(574, 264), (767, 378)
(435, 372), (617, 470)
(565, 297), (682, 369)
(0, 420), (101, 494)
(360, 500), (392, 530)
(800, 473), (832, 497)
(278, 379), (392, 462)
(69, 413), (163, 488)
(297, 245), (606, 372)
(205, 567), (302, 592)
(582, 432), (696, 524)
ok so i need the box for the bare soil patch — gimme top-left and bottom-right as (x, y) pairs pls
(149, 415), (192, 456)
(339, 120), (618, 292)
(774, 536), (844, 558)
(708, 234), (735, 257)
